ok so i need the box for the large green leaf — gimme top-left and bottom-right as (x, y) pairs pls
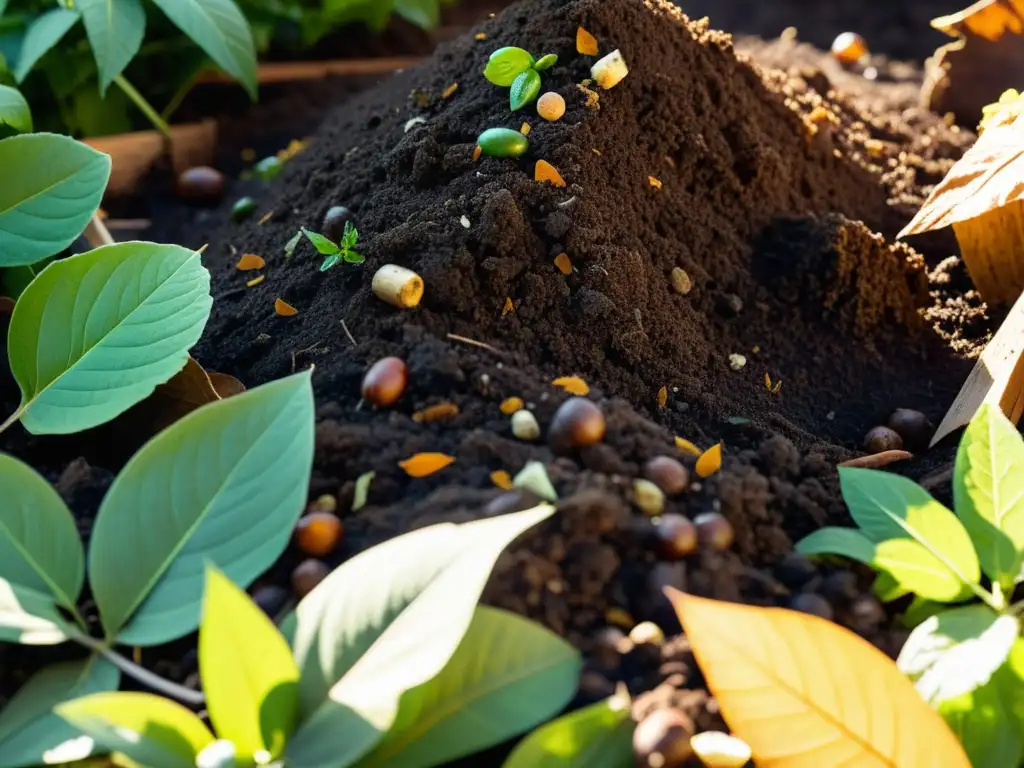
(0, 578), (74, 645)
(938, 668), (1022, 768)
(897, 604), (1019, 705)
(283, 505), (556, 768)
(795, 527), (876, 563)
(78, 0), (145, 94)
(358, 606), (581, 768)
(6, 242), (211, 434)
(0, 657), (119, 768)
(0, 133), (109, 268)
(13, 8), (80, 83)
(89, 370), (315, 646)
(200, 565), (300, 761)
(954, 404), (1024, 590)
(501, 694), (635, 768)
(0, 85), (30, 133)
(839, 467), (980, 589)
(874, 538), (975, 602)
(149, 0), (257, 99)
(56, 692), (215, 768)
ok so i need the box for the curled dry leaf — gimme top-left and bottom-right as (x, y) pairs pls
(275, 298), (298, 317)
(552, 376), (589, 395)
(675, 436), (703, 457)
(236, 253), (266, 271)
(490, 470), (513, 490)
(535, 160), (566, 187)
(666, 590), (972, 767)
(695, 443), (722, 478)
(412, 402), (460, 423)
(576, 26), (599, 55)
(838, 449), (914, 468)
(500, 397), (525, 415)
(142, 356), (247, 434)
(399, 452), (455, 478)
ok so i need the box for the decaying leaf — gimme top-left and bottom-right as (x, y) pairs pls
(535, 160), (566, 187)
(399, 452), (456, 478)
(139, 356), (247, 433)
(552, 376), (589, 395)
(577, 26), (599, 55)
(667, 590), (972, 767)
(236, 253), (266, 271)
(275, 298), (298, 317)
(412, 402), (460, 423)
(675, 436), (703, 457)
(208, 371), (246, 399)
(695, 443), (723, 478)
(490, 470), (513, 490)
(657, 385), (668, 409)
(500, 397), (525, 415)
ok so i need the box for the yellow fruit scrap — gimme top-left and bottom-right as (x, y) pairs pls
(592, 148), (602, 156)
(500, 397), (524, 416)
(399, 452), (455, 477)
(554, 252), (573, 275)
(675, 436), (702, 457)
(576, 26), (599, 55)
(535, 159), (566, 187)
(552, 376), (589, 395)
(696, 443), (723, 478)
(274, 298), (297, 316)
(490, 470), (513, 489)
(577, 83), (600, 110)
(591, 50), (629, 89)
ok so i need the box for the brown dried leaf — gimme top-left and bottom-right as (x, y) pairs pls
(500, 397), (524, 415)
(208, 371), (246, 399)
(838, 450), (915, 468)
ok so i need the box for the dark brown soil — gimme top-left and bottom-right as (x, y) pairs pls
(0, 0), (1001, 759)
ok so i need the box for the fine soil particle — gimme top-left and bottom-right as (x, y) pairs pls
(0, 0), (997, 753)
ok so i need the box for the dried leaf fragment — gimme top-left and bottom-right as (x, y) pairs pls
(520, 122), (532, 136)
(442, 82), (459, 99)
(838, 449), (914, 468)
(657, 386), (668, 409)
(552, 375), (590, 395)
(535, 160), (566, 187)
(490, 470), (513, 490)
(576, 26), (599, 55)
(675, 436), (702, 457)
(412, 402), (460, 423)
(399, 452), (455, 478)
(275, 298), (298, 316)
(236, 253), (266, 271)
(500, 397), (524, 415)
(502, 297), (515, 316)
(247, 275), (265, 288)
(554, 252), (572, 275)
(473, 145), (483, 161)
(649, 176), (663, 189)
(257, 210), (274, 226)
(695, 443), (722, 478)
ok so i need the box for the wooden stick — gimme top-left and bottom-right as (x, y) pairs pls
(83, 215), (115, 248)
(195, 57), (422, 85)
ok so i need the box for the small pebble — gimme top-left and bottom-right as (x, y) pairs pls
(729, 353), (747, 371)
(633, 708), (694, 768)
(177, 166), (224, 204)
(643, 456), (690, 495)
(689, 732), (752, 768)
(655, 514), (698, 560)
(628, 621), (665, 646)
(670, 267), (692, 295)
(251, 585), (290, 619)
(887, 408), (933, 451)
(291, 559), (329, 598)
(863, 425), (903, 454)
(789, 592), (834, 620)
(323, 205), (355, 242)
(511, 409), (541, 441)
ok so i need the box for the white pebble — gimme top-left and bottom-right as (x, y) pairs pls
(729, 353), (747, 371)
(511, 409), (541, 441)
(460, 215), (471, 229)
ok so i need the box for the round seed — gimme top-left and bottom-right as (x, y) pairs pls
(361, 357), (408, 407)
(511, 409), (541, 441)
(537, 91), (566, 121)
(294, 511), (343, 557)
(887, 409), (933, 451)
(643, 455), (690, 495)
(477, 127), (529, 158)
(633, 478), (666, 516)
(291, 559), (329, 598)
(322, 205), (355, 243)
(670, 267), (692, 295)
(548, 397), (606, 450)
(177, 166), (224, 203)
(655, 513), (698, 559)
(695, 512), (734, 551)
(863, 425), (903, 454)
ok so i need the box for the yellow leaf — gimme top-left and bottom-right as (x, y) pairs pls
(695, 443), (722, 478)
(412, 402), (460, 423)
(657, 385), (668, 409)
(236, 253), (266, 271)
(554, 253), (572, 275)
(247, 275), (265, 288)
(535, 160), (566, 187)
(500, 397), (524, 415)
(274, 298), (298, 316)
(576, 26), (599, 55)
(552, 375), (589, 395)
(490, 470), (513, 489)
(399, 452), (455, 477)
(666, 591), (972, 768)
(675, 436), (702, 457)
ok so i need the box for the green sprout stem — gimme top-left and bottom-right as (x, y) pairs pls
(114, 75), (172, 140)
(74, 634), (206, 706)
(0, 406), (25, 437)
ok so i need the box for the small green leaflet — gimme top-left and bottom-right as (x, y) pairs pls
(7, 243), (211, 434)
(484, 47), (535, 87)
(302, 228), (339, 256)
(0, 85), (31, 134)
(510, 68), (541, 111)
(340, 221), (359, 251)
(77, 0), (146, 95)
(14, 8), (81, 83)
(283, 230), (302, 259)
(534, 54), (558, 72)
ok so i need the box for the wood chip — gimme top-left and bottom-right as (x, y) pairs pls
(838, 450), (914, 469)
(473, 145), (482, 161)
(257, 210), (274, 226)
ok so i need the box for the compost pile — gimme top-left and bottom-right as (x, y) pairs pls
(0, 0), (996, 746)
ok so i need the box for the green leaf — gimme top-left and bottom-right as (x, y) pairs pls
(839, 467), (981, 589)
(954, 403), (1024, 590)
(0, 133), (110, 268)
(302, 228), (339, 256)
(283, 505), (556, 768)
(533, 54), (558, 72)
(510, 68), (541, 111)
(0, 85), (30, 133)
(938, 676), (1022, 768)
(872, 571), (910, 603)
(319, 254), (341, 272)
(342, 250), (364, 266)
(0, 657), (119, 768)
(393, 0), (440, 29)
(78, 0), (145, 95)
(795, 527), (877, 563)
(900, 596), (948, 629)
(0, 454), (84, 613)
(897, 604), (1019, 705)
(56, 692), (215, 768)
(340, 222), (358, 250)
(1, 258), (52, 302)
(484, 47), (534, 87)
(149, 0), (257, 99)
(358, 606), (581, 768)
(200, 565), (300, 761)
(14, 8), (80, 83)
(998, 639), (1024, 751)
(7, 242), (211, 434)
(501, 693), (634, 768)
(89, 370), (315, 646)
(873, 537), (975, 602)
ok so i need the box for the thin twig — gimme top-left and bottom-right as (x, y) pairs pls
(446, 333), (500, 353)
(213, 287), (248, 301)
(105, 218), (152, 231)
(340, 319), (358, 346)
(74, 635), (205, 706)
(83, 215), (115, 248)
(291, 342), (324, 373)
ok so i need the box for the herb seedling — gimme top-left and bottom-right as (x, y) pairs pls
(484, 46), (559, 111)
(302, 222), (364, 270)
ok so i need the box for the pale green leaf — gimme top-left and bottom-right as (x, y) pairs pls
(0, 85), (30, 133)
(898, 604), (1019, 705)
(938, 676), (1022, 768)
(0, 133), (109, 267)
(200, 565), (300, 761)
(283, 505), (556, 768)
(872, 571), (910, 603)
(954, 403), (1024, 589)
(301, 228), (338, 256)
(874, 538), (975, 602)
(0, 578), (75, 645)
(56, 692), (215, 768)
(795, 527), (876, 564)
(0, 454), (83, 612)
(483, 47), (534, 87)
(839, 467), (980, 588)
(78, 0), (145, 94)
(0, 657), (119, 768)
(393, 0), (440, 29)
(89, 370), (315, 646)
(14, 9), (81, 83)
(359, 606), (581, 768)
(149, 0), (257, 99)
(501, 693), (634, 768)
(7, 242), (211, 434)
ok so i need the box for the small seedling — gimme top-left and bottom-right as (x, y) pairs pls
(302, 221), (364, 270)
(483, 46), (559, 111)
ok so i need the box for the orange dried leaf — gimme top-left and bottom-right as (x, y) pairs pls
(554, 252), (572, 275)
(675, 436), (702, 457)
(552, 376), (590, 395)
(442, 82), (459, 99)
(657, 385), (668, 409)
(502, 297), (515, 316)
(275, 298), (298, 317)
(500, 397), (524, 415)
(695, 443), (722, 478)
(535, 160), (566, 187)
(649, 175), (663, 189)
(576, 26), (599, 55)
(473, 145), (483, 162)
(475, 32), (487, 41)
(412, 402), (460, 423)
(247, 275), (266, 288)
(839, 449), (914, 469)
(666, 590), (971, 768)
(520, 122), (532, 135)
(490, 470), (513, 489)
(399, 452), (455, 477)
(236, 253), (266, 271)
(764, 372), (772, 390)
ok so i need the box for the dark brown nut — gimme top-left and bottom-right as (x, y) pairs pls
(863, 426), (903, 454)
(549, 397), (606, 450)
(361, 357), (408, 407)
(294, 512), (343, 557)
(176, 166), (225, 203)
(654, 514), (698, 560)
(633, 708), (694, 768)
(323, 205), (356, 243)
(887, 409), (933, 452)
(694, 512), (734, 552)
(789, 592), (834, 620)
(291, 559), (329, 598)
(643, 456), (690, 495)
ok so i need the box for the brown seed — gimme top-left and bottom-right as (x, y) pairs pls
(176, 166), (225, 203)
(322, 205), (355, 243)
(789, 592), (834, 620)
(294, 511), (343, 557)
(361, 357), (408, 407)
(831, 31), (868, 64)
(887, 409), (934, 452)
(291, 559), (329, 598)
(643, 456), (690, 495)
(694, 512), (734, 552)
(633, 708), (695, 768)
(654, 513), (698, 560)
(548, 397), (606, 450)
(863, 425), (903, 454)
(670, 267), (692, 295)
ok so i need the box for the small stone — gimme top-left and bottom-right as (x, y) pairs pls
(670, 267), (692, 295)
(252, 585), (290, 619)
(887, 409), (934, 451)
(633, 709), (694, 768)
(729, 353), (747, 371)
(511, 409), (541, 441)
(790, 592), (834, 620)
(177, 166), (224, 204)
(863, 425), (903, 454)
(643, 456), (690, 495)
(632, 478), (666, 516)
(291, 559), (329, 598)
(628, 621), (665, 646)
(323, 206), (356, 243)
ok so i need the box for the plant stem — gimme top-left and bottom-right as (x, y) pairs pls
(113, 75), (172, 140)
(0, 406), (25, 437)
(74, 635), (206, 706)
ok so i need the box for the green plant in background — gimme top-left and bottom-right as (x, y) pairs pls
(302, 221), (363, 270)
(484, 46), (558, 111)
(796, 404), (1024, 768)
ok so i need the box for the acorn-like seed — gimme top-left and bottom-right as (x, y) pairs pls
(633, 708), (695, 768)
(831, 31), (868, 65)
(291, 559), (329, 598)
(372, 264), (424, 309)
(294, 511), (343, 557)
(654, 513), (698, 560)
(322, 205), (356, 243)
(511, 409), (541, 441)
(177, 166), (225, 203)
(628, 621), (665, 647)
(789, 592), (834, 620)
(548, 396), (606, 450)
(694, 512), (734, 551)
(633, 478), (665, 516)
(537, 91), (566, 121)
(863, 425), (903, 454)
(643, 455), (690, 495)
(887, 408), (933, 451)
(361, 357), (408, 407)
